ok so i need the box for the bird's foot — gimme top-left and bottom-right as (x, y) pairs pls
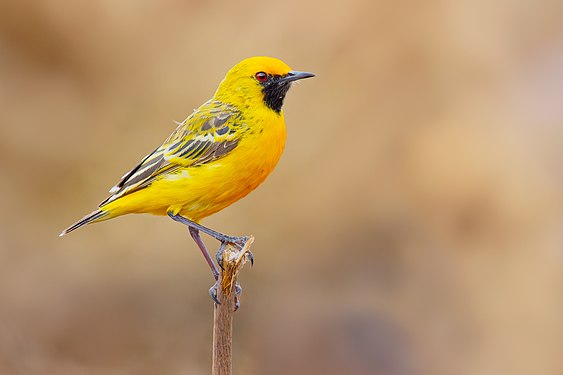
(216, 239), (254, 270)
(211, 237), (253, 310)
(209, 281), (220, 305)
(224, 235), (251, 249)
(208, 280), (243, 311)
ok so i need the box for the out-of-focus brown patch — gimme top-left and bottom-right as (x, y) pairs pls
(1, 0), (563, 374)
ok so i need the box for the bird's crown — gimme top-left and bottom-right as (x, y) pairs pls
(225, 56), (293, 78)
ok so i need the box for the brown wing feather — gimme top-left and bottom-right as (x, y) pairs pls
(99, 102), (243, 207)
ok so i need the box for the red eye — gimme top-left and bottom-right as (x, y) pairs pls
(255, 72), (267, 82)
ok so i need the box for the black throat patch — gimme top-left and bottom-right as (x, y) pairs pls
(261, 76), (291, 113)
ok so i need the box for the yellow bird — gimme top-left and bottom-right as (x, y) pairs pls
(61, 56), (314, 279)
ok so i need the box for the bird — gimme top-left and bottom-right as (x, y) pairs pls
(60, 56), (314, 282)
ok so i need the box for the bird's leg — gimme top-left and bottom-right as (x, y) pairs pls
(168, 213), (249, 248)
(170, 212), (252, 308)
(189, 227), (220, 280)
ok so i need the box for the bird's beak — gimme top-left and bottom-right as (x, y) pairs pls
(282, 70), (315, 83)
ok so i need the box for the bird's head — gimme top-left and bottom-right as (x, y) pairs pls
(214, 56), (315, 113)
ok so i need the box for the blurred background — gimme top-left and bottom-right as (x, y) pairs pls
(1, 0), (563, 374)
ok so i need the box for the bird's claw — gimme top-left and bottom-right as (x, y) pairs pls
(209, 281), (243, 311)
(209, 281), (220, 305)
(234, 282), (242, 311)
(215, 242), (227, 271)
(246, 250), (254, 267)
(216, 237), (253, 270)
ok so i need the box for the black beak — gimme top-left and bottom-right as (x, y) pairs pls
(281, 70), (315, 83)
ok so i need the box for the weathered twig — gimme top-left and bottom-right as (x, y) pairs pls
(212, 236), (254, 375)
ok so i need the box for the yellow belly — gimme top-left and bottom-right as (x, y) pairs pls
(102, 113), (286, 222)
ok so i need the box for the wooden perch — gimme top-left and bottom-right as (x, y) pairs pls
(212, 236), (254, 375)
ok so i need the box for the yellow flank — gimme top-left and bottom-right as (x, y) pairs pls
(61, 56), (314, 235)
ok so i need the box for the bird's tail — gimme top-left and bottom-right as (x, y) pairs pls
(59, 209), (110, 237)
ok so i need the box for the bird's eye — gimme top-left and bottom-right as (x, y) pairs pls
(255, 72), (268, 82)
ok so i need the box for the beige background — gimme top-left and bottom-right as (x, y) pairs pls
(1, 0), (563, 374)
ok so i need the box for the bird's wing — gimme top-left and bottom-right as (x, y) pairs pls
(99, 102), (244, 207)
